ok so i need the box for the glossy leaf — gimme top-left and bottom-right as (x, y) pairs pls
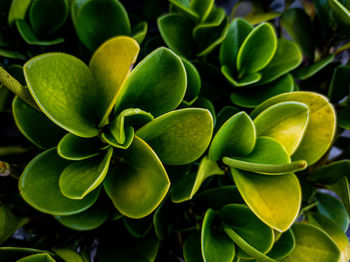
(19, 148), (100, 215)
(209, 112), (256, 161)
(15, 20), (65, 46)
(280, 8), (315, 60)
(132, 22), (148, 44)
(328, 65), (350, 103)
(219, 204), (274, 259)
(201, 209), (235, 262)
(329, 0), (350, 27)
(52, 248), (84, 262)
(258, 39), (302, 84)
(12, 96), (66, 149)
(182, 59), (201, 102)
(101, 125), (134, 149)
(29, 0), (69, 36)
(74, 0), (131, 51)
(230, 74), (294, 108)
(292, 54), (335, 80)
(114, 47), (186, 117)
(338, 106), (350, 129)
(328, 177), (350, 218)
(310, 160), (350, 184)
(281, 223), (340, 262)
(253, 101), (309, 155)
(0, 205), (20, 245)
(194, 186), (244, 209)
(231, 168), (301, 232)
(190, 0), (213, 21)
(315, 192), (349, 232)
(58, 133), (106, 161)
(17, 253), (55, 262)
(137, 108), (213, 165)
(221, 66), (261, 87)
(251, 91), (336, 165)
(24, 53), (101, 137)
(224, 137), (307, 175)
(267, 230), (295, 259)
(220, 18), (253, 73)
(237, 23), (277, 75)
(108, 108), (153, 144)
(183, 233), (203, 262)
(158, 14), (195, 58)
(104, 136), (170, 218)
(171, 156), (224, 203)
(89, 36), (140, 126)
(56, 202), (110, 231)
(59, 148), (113, 199)
(0, 247), (50, 262)
(308, 213), (350, 262)
(8, 0), (31, 28)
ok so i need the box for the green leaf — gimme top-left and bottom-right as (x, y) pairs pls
(137, 108), (213, 165)
(19, 148), (100, 215)
(89, 36), (140, 126)
(281, 223), (340, 262)
(132, 22), (148, 44)
(0, 248), (51, 262)
(194, 185), (244, 209)
(328, 0), (350, 27)
(280, 8), (315, 60)
(114, 47), (186, 117)
(104, 136), (170, 218)
(59, 148), (113, 199)
(214, 106), (240, 133)
(74, 0), (131, 51)
(12, 96), (66, 149)
(310, 160), (350, 184)
(230, 74), (294, 108)
(56, 202), (110, 231)
(231, 168), (301, 232)
(0, 48), (26, 60)
(209, 112), (256, 161)
(17, 253), (55, 262)
(157, 14), (195, 58)
(223, 137), (307, 175)
(220, 18), (253, 73)
(292, 54), (335, 80)
(315, 192), (349, 232)
(15, 20), (65, 46)
(251, 91), (336, 165)
(219, 204), (274, 260)
(338, 106), (350, 129)
(58, 133), (107, 160)
(29, 0), (69, 36)
(328, 177), (350, 218)
(182, 58), (201, 102)
(307, 213), (350, 262)
(108, 108), (153, 145)
(221, 66), (261, 87)
(253, 101), (309, 155)
(194, 15), (229, 57)
(237, 23), (277, 75)
(258, 39), (302, 85)
(24, 53), (101, 138)
(171, 156), (224, 203)
(202, 209), (235, 262)
(8, 0), (31, 28)
(101, 126), (134, 149)
(267, 230), (295, 259)
(123, 216), (153, 238)
(328, 65), (350, 103)
(190, 0), (214, 21)
(0, 205), (20, 245)
(183, 233), (203, 262)
(169, 0), (199, 20)
(52, 248), (83, 262)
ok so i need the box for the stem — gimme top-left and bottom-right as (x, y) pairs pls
(222, 157), (308, 174)
(0, 66), (40, 110)
(0, 161), (10, 176)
